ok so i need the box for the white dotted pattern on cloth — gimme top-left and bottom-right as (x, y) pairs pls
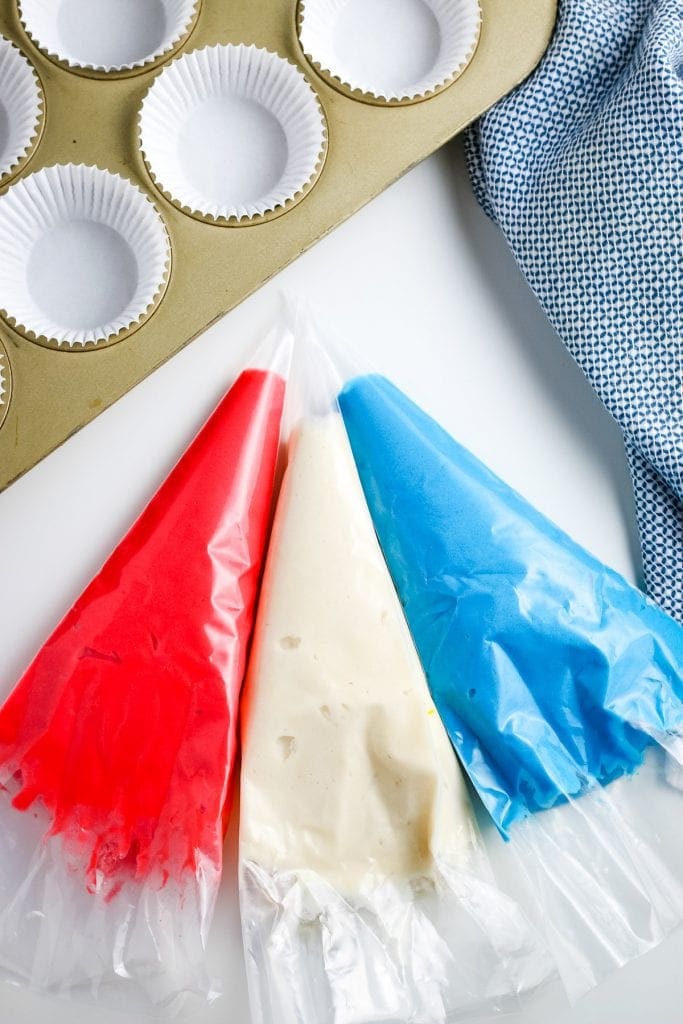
(465, 0), (683, 620)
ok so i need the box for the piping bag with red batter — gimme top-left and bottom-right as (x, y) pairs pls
(0, 329), (289, 1013)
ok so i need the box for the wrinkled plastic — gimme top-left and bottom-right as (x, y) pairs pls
(338, 371), (683, 999)
(238, 338), (554, 1024)
(0, 338), (288, 1012)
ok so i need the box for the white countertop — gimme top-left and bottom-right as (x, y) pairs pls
(0, 137), (680, 1023)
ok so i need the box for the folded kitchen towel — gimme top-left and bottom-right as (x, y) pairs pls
(465, 0), (683, 620)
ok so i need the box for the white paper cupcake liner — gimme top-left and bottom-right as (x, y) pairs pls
(139, 44), (327, 224)
(0, 342), (10, 425)
(17, 0), (200, 74)
(0, 36), (43, 182)
(298, 0), (481, 103)
(0, 164), (171, 348)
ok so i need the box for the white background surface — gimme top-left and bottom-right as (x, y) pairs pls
(0, 138), (681, 1022)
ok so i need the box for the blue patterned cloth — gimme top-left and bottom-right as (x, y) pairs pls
(465, 0), (683, 621)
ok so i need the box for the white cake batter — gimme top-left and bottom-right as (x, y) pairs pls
(240, 413), (474, 891)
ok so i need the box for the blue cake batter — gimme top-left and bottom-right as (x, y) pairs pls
(339, 374), (683, 837)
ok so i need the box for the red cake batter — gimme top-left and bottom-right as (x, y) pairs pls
(0, 368), (285, 897)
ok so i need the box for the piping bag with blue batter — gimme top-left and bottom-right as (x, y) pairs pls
(337, 366), (683, 1001)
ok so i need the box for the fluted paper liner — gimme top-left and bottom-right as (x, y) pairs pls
(0, 164), (170, 348)
(139, 44), (327, 223)
(18, 0), (199, 74)
(298, 0), (481, 103)
(0, 36), (42, 182)
(0, 343), (9, 428)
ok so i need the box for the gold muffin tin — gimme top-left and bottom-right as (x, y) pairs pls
(0, 0), (556, 491)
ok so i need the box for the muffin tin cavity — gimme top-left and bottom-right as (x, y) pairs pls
(298, 0), (481, 104)
(139, 44), (327, 224)
(0, 341), (10, 429)
(0, 164), (170, 348)
(0, 35), (43, 182)
(18, 0), (200, 74)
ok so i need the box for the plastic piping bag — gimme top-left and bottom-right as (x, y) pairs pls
(238, 334), (553, 1024)
(0, 329), (290, 1013)
(338, 369), (683, 1000)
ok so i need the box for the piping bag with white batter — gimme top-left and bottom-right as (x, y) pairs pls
(336, 360), (683, 1002)
(238, 331), (553, 1024)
